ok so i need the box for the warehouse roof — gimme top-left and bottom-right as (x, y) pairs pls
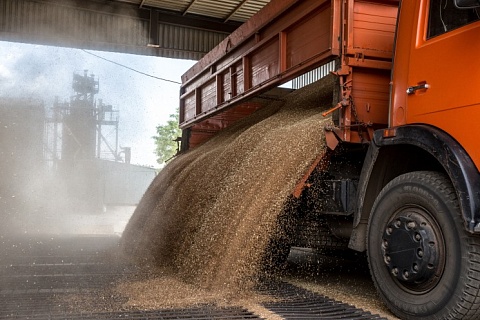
(0, 0), (272, 59)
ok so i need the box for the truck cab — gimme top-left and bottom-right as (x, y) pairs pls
(355, 1), (480, 318)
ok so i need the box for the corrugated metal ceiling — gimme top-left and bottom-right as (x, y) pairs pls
(0, 0), (272, 59)
(117, 0), (271, 23)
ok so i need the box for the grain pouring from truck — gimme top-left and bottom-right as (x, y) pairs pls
(174, 0), (480, 319)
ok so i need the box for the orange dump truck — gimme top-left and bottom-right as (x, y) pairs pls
(178, 1), (480, 318)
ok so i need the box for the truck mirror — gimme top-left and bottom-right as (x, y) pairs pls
(455, 0), (480, 8)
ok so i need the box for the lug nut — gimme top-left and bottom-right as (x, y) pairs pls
(392, 267), (399, 276)
(413, 263), (419, 272)
(395, 220), (401, 227)
(403, 270), (409, 278)
(417, 249), (424, 257)
(415, 233), (421, 241)
(407, 221), (416, 229)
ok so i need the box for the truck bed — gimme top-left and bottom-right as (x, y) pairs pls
(180, 0), (399, 149)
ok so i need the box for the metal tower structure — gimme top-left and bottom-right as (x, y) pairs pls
(45, 70), (121, 171)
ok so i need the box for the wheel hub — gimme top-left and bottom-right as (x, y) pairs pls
(382, 214), (440, 284)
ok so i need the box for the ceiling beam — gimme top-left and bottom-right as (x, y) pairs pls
(224, 0), (249, 22)
(157, 10), (240, 33)
(183, 0), (200, 16)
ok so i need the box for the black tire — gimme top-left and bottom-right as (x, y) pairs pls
(367, 171), (480, 319)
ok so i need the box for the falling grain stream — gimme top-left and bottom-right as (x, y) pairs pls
(121, 75), (337, 291)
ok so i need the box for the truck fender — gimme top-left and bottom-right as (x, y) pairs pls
(349, 124), (480, 252)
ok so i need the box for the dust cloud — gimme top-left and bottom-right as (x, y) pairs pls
(0, 97), (136, 236)
(120, 75), (335, 304)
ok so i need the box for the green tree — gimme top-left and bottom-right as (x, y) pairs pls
(153, 111), (181, 165)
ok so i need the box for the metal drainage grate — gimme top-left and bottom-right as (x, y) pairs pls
(260, 281), (387, 319)
(2, 305), (261, 320)
(1, 236), (386, 320)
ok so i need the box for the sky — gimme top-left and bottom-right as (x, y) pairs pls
(0, 41), (196, 168)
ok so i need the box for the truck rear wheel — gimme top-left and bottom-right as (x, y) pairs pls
(367, 171), (480, 319)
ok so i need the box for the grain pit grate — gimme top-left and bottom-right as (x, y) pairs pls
(1, 303), (261, 320)
(1, 236), (385, 320)
(259, 281), (387, 320)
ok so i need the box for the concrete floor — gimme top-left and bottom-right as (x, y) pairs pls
(4, 205), (136, 236)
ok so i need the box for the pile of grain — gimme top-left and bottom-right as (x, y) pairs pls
(121, 75), (335, 301)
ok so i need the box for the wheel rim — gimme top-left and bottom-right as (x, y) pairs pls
(381, 205), (446, 294)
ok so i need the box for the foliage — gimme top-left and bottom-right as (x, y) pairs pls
(153, 110), (181, 165)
